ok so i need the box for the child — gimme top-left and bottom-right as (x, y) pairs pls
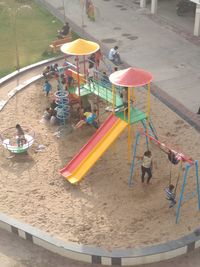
(16, 124), (26, 147)
(141, 150), (153, 184)
(73, 109), (98, 129)
(87, 63), (95, 84)
(168, 150), (180, 165)
(43, 80), (52, 96)
(43, 108), (52, 120)
(165, 184), (176, 208)
(42, 65), (51, 79)
(120, 87), (128, 115)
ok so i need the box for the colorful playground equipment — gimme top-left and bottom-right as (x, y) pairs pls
(59, 41), (200, 223)
(129, 130), (200, 224)
(61, 38), (100, 109)
(55, 67), (70, 125)
(60, 65), (153, 184)
(0, 126), (35, 154)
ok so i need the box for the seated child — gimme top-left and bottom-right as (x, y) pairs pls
(16, 124), (26, 147)
(164, 184), (176, 208)
(168, 150), (180, 165)
(74, 109), (98, 129)
(43, 108), (52, 120)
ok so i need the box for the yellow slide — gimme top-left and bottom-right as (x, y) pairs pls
(61, 116), (127, 184)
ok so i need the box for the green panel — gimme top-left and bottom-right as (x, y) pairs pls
(116, 107), (147, 124)
(82, 82), (123, 107)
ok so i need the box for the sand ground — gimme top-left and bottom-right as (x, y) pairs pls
(0, 74), (200, 250)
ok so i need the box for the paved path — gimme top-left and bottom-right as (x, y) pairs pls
(1, 228), (200, 267)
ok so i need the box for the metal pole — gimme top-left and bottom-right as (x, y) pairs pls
(62, 0), (66, 22)
(176, 164), (191, 224)
(129, 132), (140, 186)
(14, 9), (20, 85)
(195, 160), (200, 210)
(128, 87), (131, 163)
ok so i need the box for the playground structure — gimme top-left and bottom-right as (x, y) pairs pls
(0, 126), (35, 154)
(59, 39), (153, 184)
(54, 66), (70, 125)
(129, 130), (200, 223)
(58, 39), (200, 223)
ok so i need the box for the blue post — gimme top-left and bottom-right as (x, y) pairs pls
(141, 120), (149, 149)
(128, 132), (140, 186)
(149, 120), (158, 140)
(176, 163), (191, 224)
(195, 160), (200, 210)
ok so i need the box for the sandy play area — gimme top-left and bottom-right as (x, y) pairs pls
(0, 73), (200, 250)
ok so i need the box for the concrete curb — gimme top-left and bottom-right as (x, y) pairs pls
(0, 56), (63, 87)
(0, 212), (200, 266)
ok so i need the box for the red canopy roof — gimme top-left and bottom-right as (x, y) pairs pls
(109, 67), (153, 87)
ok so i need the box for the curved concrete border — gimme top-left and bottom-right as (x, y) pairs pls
(0, 56), (66, 111)
(0, 56), (63, 87)
(0, 212), (200, 266)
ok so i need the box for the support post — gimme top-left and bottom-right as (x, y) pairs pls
(195, 160), (200, 210)
(176, 164), (191, 224)
(141, 120), (149, 149)
(194, 4), (200, 37)
(151, 0), (158, 14)
(140, 0), (146, 8)
(128, 87), (131, 163)
(112, 84), (116, 114)
(76, 56), (81, 113)
(129, 132), (140, 186)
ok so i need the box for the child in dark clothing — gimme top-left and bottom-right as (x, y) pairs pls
(16, 124), (26, 147)
(165, 184), (176, 208)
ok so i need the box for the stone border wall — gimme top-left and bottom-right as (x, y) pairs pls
(0, 212), (200, 265)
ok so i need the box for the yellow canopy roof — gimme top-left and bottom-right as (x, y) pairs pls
(60, 38), (100, 56)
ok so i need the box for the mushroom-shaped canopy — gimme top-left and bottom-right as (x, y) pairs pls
(109, 67), (153, 87)
(61, 38), (100, 56)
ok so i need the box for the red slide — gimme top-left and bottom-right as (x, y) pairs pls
(60, 114), (127, 184)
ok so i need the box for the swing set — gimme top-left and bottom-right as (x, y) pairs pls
(129, 130), (200, 224)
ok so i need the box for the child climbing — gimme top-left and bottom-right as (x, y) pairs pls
(141, 150), (153, 184)
(15, 124), (26, 147)
(165, 184), (177, 208)
(73, 109), (98, 129)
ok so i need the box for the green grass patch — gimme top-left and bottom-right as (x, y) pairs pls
(0, 0), (64, 77)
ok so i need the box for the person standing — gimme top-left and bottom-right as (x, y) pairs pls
(141, 151), (153, 184)
(43, 80), (52, 97)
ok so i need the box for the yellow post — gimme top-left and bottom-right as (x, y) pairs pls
(146, 82), (151, 132)
(112, 84), (116, 114)
(132, 86), (135, 102)
(128, 87), (131, 163)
